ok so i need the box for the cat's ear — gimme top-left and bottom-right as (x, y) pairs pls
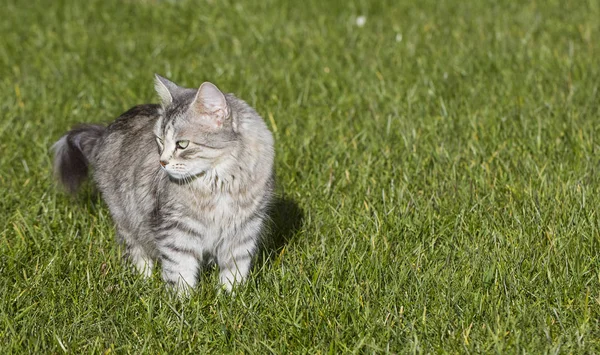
(154, 74), (179, 106)
(191, 82), (229, 127)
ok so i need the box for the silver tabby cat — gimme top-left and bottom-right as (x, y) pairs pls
(53, 75), (275, 294)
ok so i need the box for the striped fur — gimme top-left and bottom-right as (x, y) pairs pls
(53, 76), (275, 294)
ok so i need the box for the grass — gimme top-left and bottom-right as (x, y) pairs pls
(1, 0), (599, 352)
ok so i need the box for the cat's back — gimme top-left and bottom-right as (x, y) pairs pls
(106, 104), (161, 135)
(96, 103), (160, 156)
(93, 104), (162, 200)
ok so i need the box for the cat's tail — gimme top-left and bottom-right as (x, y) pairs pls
(52, 124), (106, 194)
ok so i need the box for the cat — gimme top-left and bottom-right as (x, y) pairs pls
(53, 75), (275, 294)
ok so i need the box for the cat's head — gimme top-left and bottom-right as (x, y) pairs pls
(153, 74), (238, 180)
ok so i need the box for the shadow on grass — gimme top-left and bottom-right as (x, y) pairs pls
(257, 196), (304, 264)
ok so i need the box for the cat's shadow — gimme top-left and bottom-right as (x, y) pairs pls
(257, 196), (304, 265)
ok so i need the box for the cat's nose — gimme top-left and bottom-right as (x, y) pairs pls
(159, 160), (168, 167)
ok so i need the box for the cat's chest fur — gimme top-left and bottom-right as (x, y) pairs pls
(154, 188), (243, 260)
(172, 179), (257, 230)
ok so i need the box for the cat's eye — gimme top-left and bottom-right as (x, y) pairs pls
(176, 140), (189, 149)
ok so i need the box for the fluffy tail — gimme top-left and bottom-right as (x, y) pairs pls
(52, 124), (105, 194)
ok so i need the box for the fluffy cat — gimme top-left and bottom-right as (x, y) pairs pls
(53, 75), (275, 294)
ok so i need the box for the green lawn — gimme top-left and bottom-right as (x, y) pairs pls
(1, 0), (599, 352)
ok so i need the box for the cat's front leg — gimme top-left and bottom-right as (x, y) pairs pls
(217, 219), (262, 292)
(158, 240), (200, 296)
(218, 253), (252, 293)
(126, 243), (155, 279)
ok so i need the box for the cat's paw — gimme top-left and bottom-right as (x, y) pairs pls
(218, 269), (246, 295)
(134, 260), (154, 279)
(127, 247), (154, 278)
